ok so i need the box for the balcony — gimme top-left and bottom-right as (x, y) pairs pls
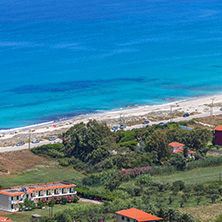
(9, 199), (24, 204)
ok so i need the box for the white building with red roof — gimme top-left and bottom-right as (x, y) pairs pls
(169, 142), (195, 157)
(0, 182), (76, 212)
(0, 217), (13, 222)
(169, 142), (185, 152)
(115, 208), (162, 222)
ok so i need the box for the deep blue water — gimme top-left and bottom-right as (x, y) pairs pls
(0, 0), (222, 128)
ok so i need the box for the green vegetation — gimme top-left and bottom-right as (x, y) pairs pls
(2, 120), (221, 221)
(0, 162), (85, 188)
(1, 202), (92, 222)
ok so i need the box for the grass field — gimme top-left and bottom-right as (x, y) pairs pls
(153, 165), (222, 185)
(0, 202), (92, 222)
(181, 203), (222, 222)
(121, 165), (222, 189)
(0, 161), (86, 188)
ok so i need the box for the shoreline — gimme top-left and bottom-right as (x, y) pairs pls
(0, 93), (221, 136)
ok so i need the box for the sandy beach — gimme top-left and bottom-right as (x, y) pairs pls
(0, 94), (221, 147)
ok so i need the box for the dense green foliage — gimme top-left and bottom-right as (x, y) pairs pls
(30, 120), (217, 222)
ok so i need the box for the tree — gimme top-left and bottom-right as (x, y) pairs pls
(24, 199), (36, 210)
(172, 180), (185, 191)
(168, 196), (174, 205)
(55, 212), (72, 222)
(169, 155), (186, 171)
(61, 197), (68, 205)
(180, 213), (194, 222)
(145, 130), (172, 161)
(183, 146), (188, 158)
(210, 194), (220, 204)
(37, 201), (45, 209)
(64, 120), (116, 162)
(195, 196), (202, 205)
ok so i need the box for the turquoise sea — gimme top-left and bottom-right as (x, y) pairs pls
(0, 0), (222, 128)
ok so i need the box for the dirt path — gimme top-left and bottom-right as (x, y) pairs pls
(79, 198), (102, 205)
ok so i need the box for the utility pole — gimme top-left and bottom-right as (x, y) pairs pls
(210, 98), (215, 117)
(170, 105), (173, 122)
(28, 130), (31, 150)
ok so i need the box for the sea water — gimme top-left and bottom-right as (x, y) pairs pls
(0, 0), (222, 128)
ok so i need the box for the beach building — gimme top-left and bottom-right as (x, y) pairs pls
(0, 182), (76, 212)
(115, 208), (163, 222)
(0, 217), (13, 222)
(213, 125), (222, 146)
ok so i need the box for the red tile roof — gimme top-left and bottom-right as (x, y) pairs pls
(173, 148), (196, 155)
(116, 208), (163, 222)
(173, 148), (183, 154)
(0, 217), (13, 222)
(169, 142), (185, 148)
(188, 151), (196, 154)
(215, 125), (222, 131)
(0, 182), (76, 196)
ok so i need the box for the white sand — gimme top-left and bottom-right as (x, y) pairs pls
(0, 94), (221, 141)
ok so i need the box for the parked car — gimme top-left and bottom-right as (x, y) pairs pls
(32, 139), (40, 143)
(16, 142), (25, 146)
(183, 113), (189, 117)
(54, 141), (61, 144)
(159, 122), (165, 125)
(220, 108), (222, 111)
(112, 126), (118, 130)
(120, 124), (126, 130)
(48, 137), (56, 141)
(142, 120), (150, 124)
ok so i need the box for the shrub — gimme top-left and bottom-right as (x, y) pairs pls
(61, 197), (68, 205)
(73, 196), (79, 203)
(135, 174), (152, 185)
(59, 158), (70, 166)
(37, 201), (45, 209)
(121, 166), (153, 178)
(187, 156), (222, 170)
(172, 180), (185, 191)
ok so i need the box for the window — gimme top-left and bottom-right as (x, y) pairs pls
(11, 197), (13, 201)
(11, 204), (13, 209)
(17, 196), (19, 200)
(122, 216), (125, 221)
(127, 219), (130, 222)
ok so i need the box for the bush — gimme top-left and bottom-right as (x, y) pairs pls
(73, 196), (79, 203)
(37, 201), (45, 209)
(75, 187), (115, 201)
(172, 180), (185, 191)
(59, 158), (70, 166)
(61, 197), (68, 205)
(135, 174), (152, 185)
(187, 156), (222, 170)
(149, 166), (176, 176)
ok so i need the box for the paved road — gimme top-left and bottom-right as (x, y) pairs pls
(0, 139), (62, 153)
(0, 110), (219, 153)
(125, 111), (221, 131)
